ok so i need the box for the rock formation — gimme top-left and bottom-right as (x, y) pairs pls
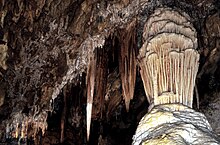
(133, 8), (220, 145)
(0, 0), (220, 144)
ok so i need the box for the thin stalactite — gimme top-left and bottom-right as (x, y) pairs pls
(118, 19), (137, 111)
(93, 47), (108, 119)
(86, 46), (108, 140)
(86, 51), (96, 140)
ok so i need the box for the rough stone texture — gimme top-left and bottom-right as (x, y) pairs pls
(201, 92), (220, 136)
(133, 104), (220, 145)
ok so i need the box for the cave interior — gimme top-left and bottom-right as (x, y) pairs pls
(0, 0), (220, 144)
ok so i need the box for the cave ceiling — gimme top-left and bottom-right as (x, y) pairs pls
(0, 0), (220, 144)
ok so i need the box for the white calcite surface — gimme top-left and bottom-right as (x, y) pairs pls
(133, 104), (220, 145)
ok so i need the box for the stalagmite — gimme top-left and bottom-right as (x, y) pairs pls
(133, 104), (220, 145)
(134, 8), (220, 145)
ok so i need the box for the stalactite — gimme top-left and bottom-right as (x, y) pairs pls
(86, 44), (108, 140)
(138, 8), (199, 108)
(86, 52), (96, 141)
(6, 111), (48, 142)
(118, 20), (137, 111)
(93, 47), (108, 119)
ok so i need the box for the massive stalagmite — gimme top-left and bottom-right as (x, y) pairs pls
(134, 8), (220, 145)
(133, 104), (220, 145)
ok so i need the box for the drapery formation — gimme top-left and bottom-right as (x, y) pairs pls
(138, 8), (199, 108)
(133, 8), (220, 145)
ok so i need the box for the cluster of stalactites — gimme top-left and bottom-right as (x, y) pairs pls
(138, 8), (199, 108)
(86, 47), (108, 141)
(86, 20), (137, 140)
(5, 111), (48, 141)
(118, 20), (137, 112)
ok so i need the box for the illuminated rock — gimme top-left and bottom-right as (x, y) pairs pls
(134, 8), (220, 145)
(133, 104), (220, 145)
